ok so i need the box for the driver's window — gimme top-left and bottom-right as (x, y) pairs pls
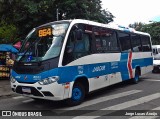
(62, 23), (91, 65)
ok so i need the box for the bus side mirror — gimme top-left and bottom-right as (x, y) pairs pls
(75, 29), (83, 40)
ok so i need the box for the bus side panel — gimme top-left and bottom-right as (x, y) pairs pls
(63, 53), (123, 92)
(132, 52), (153, 75)
(58, 52), (152, 95)
(120, 52), (153, 81)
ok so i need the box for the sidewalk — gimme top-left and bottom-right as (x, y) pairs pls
(0, 79), (16, 98)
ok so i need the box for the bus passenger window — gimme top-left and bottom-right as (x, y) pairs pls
(131, 34), (142, 52)
(94, 28), (120, 53)
(141, 36), (151, 52)
(118, 32), (131, 52)
(102, 30), (119, 52)
(95, 36), (102, 52)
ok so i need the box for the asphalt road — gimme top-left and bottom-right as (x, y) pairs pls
(0, 72), (160, 119)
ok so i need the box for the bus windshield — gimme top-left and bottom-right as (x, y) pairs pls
(16, 23), (69, 62)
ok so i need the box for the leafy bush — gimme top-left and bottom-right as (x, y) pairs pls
(0, 21), (18, 44)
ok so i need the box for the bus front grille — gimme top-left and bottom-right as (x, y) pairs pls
(16, 86), (43, 97)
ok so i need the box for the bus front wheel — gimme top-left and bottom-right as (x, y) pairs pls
(65, 83), (85, 106)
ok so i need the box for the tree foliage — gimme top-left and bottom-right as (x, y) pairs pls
(0, 0), (56, 36)
(140, 22), (160, 45)
(129, 22), (160, 45)
(0, 0), (114, 44)
(129, 22), (144, 31)
(0, 21), (18, 44)
(56, 0), (114, 23)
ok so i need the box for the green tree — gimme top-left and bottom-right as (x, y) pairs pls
(129, 22), (144, 31)
(56, 0), (114, 23)
(0, 0), (114, 43)
(140, 22), (160, 45)
(129, 22), (160, 45)
(0, 21), (18, 44)
(0, 0), (56, 36)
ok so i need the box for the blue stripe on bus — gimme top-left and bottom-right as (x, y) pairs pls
(12, 68), (59, 83)
(132, 58), (153, 68)
(120, 53), (129, 80)
(58, 57), (152, 83)
(12, 56), (153, 84)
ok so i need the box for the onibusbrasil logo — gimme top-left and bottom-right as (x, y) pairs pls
(1, 111), (42, 117)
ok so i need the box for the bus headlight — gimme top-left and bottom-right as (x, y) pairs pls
(10, 77), (16, 83)
(38, 76), (59, 85)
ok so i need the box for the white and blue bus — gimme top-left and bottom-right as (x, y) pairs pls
(10, 19), (153, 106)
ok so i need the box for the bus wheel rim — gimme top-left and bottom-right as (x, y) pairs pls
(72, 87), (82, 101)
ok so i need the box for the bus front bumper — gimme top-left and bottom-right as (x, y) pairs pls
(10, 80), (71, 101)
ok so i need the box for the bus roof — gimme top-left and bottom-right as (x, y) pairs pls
(71, 19), (150, 36)
(37, 19), (150, 36)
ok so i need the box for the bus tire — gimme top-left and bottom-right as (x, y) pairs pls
(132, 69), (140, 84)
(152, 68), (158, 73)
(152, 70), (155, 73)
(65, 83), (85, 106)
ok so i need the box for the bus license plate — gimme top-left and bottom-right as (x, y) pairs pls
(22, 87), (31, 93)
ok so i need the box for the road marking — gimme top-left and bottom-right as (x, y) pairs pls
(13, 96), (24, 99)
(56, 90), (142, 112)
(145, 79), (160, 82)
(129, 106), (160, 119)
(22, 99), (34, 103)
(150, 106), (160, 110)
(73, 93), (160, 119)
(34, 104), (43, 108)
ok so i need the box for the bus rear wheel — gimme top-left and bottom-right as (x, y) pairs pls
(65, 83), (85, 106)
(132, 69), (140, 84)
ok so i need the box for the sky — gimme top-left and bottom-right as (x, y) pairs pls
(101, 0), (160, 26)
